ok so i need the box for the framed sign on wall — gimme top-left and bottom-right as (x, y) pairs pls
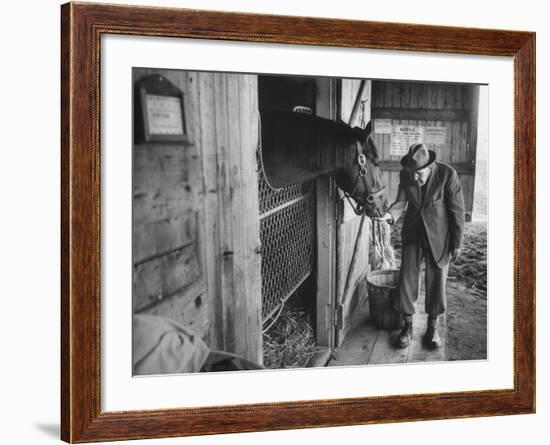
(134, 73), (188, 143)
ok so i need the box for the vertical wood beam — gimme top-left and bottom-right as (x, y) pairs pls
(315, 77), (338, 347)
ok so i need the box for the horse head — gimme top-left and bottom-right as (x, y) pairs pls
(259, 110), (388, 218)
(333, 121), (389, 218)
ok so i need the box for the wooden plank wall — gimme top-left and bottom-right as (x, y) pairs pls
(133, 68), (208, 340)
(371, 81), (478, 219)
(133, 69), (262, 364)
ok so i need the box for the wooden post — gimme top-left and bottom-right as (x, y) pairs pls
(211, 73), (262, 363)
(315, 77), (338, 348)
(335, 80), (372, 345)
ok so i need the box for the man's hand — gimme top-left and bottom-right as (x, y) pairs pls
(375, 212), (394, 225)
(451, 248), (461, 263)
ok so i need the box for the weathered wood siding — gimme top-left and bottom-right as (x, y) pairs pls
(133, 69), (207, 340)
(133, 69), (262, 364)
(372, 81), (479, 220)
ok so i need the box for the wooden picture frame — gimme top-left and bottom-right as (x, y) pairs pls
(61, 2), (535, 442)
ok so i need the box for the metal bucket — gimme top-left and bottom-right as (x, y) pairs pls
(366, 269), (403, 330)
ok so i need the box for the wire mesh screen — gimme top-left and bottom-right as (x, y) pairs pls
(259, 171), (315, 321)
(259, 173), (312, 215)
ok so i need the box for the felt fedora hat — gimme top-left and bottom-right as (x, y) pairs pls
(400, 143), (436, 171)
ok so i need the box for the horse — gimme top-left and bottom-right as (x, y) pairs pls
(259, 109), (388, 218)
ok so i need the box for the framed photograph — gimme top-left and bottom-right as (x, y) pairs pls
(61, 2), (535, 442)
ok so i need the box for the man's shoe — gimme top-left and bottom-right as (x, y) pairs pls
(422, 326), (441, 349)
(394, 321), (413, 348)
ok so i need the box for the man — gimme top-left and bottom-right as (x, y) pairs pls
(379, 143), (465, 349)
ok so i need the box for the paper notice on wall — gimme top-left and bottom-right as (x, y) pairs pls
(374, 119), (392, 134)
(390, 126), (424, 155)
(424, 126), (447, 145)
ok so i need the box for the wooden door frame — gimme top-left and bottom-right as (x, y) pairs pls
(315, 77), (339, 350)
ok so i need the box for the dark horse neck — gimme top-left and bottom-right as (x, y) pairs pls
(259, 110), (357, 189)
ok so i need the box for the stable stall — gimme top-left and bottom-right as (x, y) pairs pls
(132, 68), (375, 368)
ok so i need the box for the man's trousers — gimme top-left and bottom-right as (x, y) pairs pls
(396, 241), (449, 318)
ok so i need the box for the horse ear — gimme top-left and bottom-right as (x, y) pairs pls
(337, 117), (348, 126)
(364, 120), (373, 138)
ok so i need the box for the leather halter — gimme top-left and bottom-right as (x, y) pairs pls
(343, 140), (386, 215)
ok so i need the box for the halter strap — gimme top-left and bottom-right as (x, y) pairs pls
(342, 140), (386, 215)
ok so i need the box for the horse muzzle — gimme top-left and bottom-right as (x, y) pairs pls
(360, 186), (388, 218)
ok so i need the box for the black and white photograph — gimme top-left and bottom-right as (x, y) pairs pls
(3, 0), (544, 443)
(132, 68), (488, 376)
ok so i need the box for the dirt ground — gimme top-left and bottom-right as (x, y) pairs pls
(446, 222), (487, 360)
(391, 221), (487, 361)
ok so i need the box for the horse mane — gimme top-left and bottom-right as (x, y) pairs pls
(259, 109), (381, 189)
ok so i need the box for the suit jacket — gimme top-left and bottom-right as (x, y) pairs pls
(388, 162), (465, 267)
